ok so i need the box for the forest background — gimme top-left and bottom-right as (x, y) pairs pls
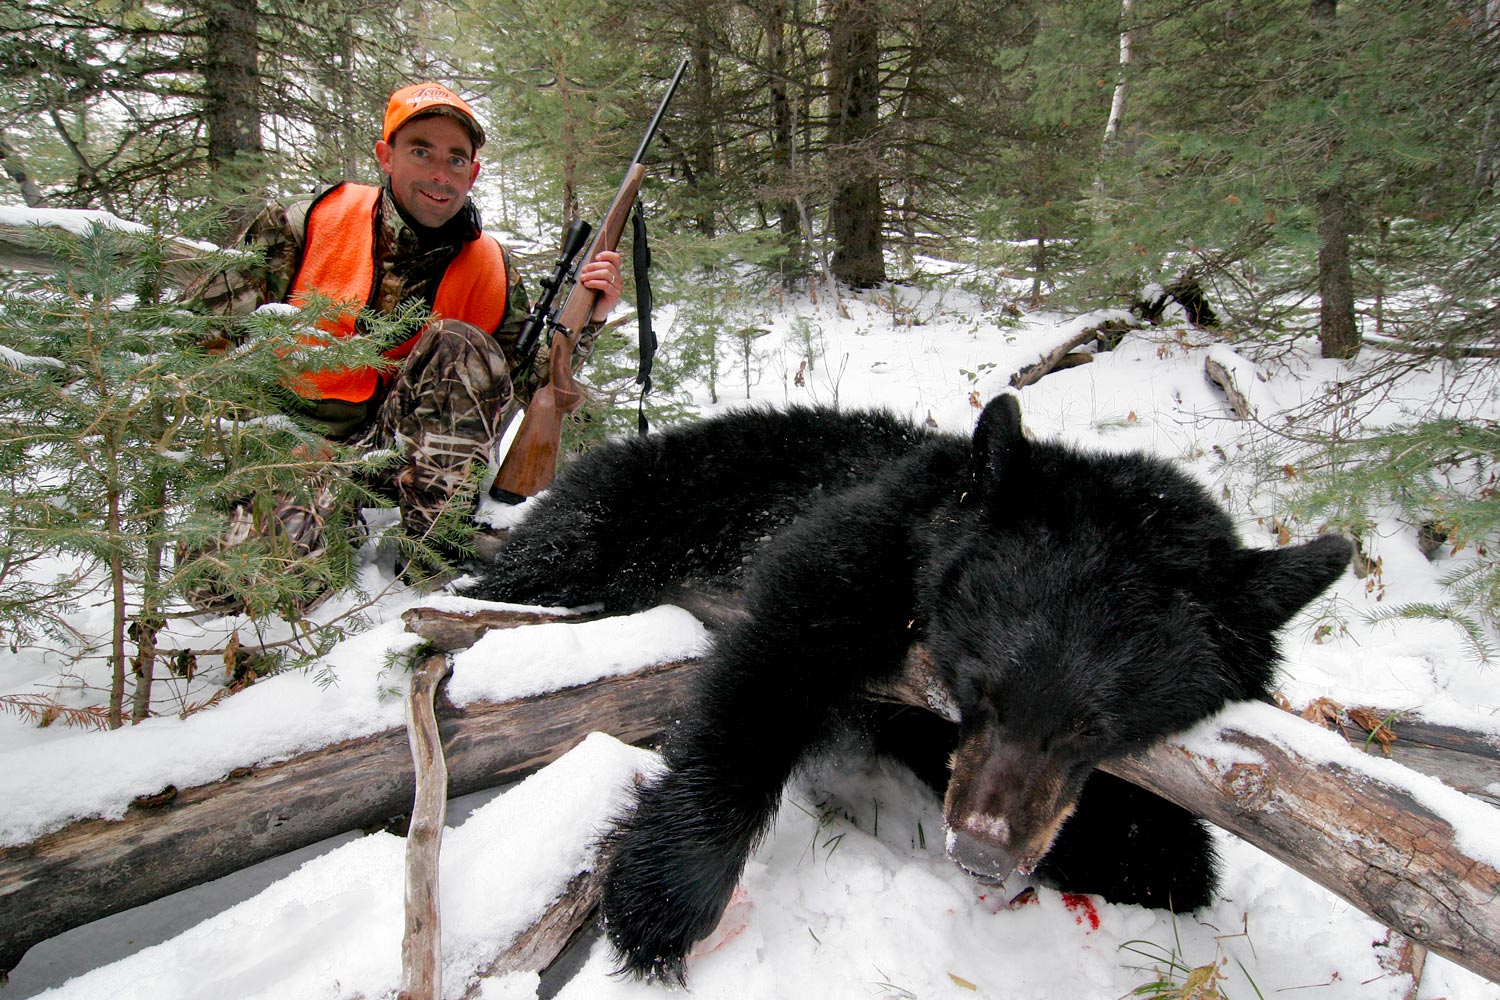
(1, 2), (1499, 995)
(1, 0), (1499, 710)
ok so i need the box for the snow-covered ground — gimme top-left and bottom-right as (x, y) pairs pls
(2, 237), (1499, 999)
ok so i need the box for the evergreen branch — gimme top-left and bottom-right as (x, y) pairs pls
(1365, 603), (1496, 666)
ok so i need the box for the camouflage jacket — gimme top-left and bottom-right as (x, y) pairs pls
(184, 182), (596, 404)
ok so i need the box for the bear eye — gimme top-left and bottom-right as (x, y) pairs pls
(1065, 717), (1105, 748)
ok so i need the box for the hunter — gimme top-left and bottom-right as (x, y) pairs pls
(184, 82), (622, 613)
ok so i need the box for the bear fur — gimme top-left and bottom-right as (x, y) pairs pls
(469, 395), (1351, 985)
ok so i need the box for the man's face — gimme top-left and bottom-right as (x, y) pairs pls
(374, 114), (482, 229)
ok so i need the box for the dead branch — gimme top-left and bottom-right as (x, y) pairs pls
(401, 607), (606, 652)
(1204, 354), (1254, 419)
(399, 655), (451, 1000)
(0, 218), (212, 286)
(1010, 322), (1128, 389)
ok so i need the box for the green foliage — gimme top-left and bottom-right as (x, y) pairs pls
(1287, 413), (1500, 654)
(0, 223), (389, 722)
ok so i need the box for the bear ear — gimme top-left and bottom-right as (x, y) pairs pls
(1229, 534), (1353, 630)
(969, 394), (1031, 501)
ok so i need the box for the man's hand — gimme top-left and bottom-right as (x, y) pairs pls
(578, 250), (624, 323)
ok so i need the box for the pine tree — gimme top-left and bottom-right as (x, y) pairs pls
(0, 223), (390, 725)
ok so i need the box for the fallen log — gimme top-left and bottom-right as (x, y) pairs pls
(0, 656), (700, 976)
(1322, 704), (1500, 807)
(1009, 325), (1107, 389)
(4, 626), (1498, 987)
(1102, 702), (1500, 985)
(463, 870), (603, 998)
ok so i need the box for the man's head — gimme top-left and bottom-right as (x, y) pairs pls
(375, 82), (486, 229)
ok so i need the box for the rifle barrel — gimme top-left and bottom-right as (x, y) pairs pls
(631, 56), (691, 165)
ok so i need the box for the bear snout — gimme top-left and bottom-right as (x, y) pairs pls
(943, 725), (1083, 884)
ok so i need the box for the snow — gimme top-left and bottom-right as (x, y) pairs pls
(448, 604), (711, 704)
(2, 205), (1498, 999)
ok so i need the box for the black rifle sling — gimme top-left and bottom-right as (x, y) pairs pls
(631, 202), (657, 434)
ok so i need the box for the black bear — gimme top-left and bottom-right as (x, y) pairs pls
(469, 395), (1351, 985)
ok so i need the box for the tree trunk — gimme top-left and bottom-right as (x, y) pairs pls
(200, 0), (262, 232)
(827, 0), (886, 288)
(1102, 0), (1135, 149)
(767, 0), (801, 251)
(691, 33), (718, 239)
(1316, 182), (1360, 359)
(1308, 0), (1361, 360)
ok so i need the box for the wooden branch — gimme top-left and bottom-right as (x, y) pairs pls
(400, 655), (451, 1000)
(1009, 322), (1130, 389)
(1009, 327), (1100, 389)
(1101, 705), (1500, 985)
(1204, 354), (1253, 419)
(0, 657), (700, 976)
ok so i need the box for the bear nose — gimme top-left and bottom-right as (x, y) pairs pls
(945, 819), (1019, 882)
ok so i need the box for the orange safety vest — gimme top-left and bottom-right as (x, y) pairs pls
(286, 183), (508, 403)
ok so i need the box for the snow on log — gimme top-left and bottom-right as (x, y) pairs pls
(3, 622), (1498, 987)
(1101, 701), (1500, 985)
(0, 656), (698, 976)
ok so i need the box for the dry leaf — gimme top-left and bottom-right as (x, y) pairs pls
(1299, 696), (1345, 729)
(1349, 706), (1399, 755)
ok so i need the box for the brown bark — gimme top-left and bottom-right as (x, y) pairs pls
(1316, 182), (1360, 359)
(1009, 323), (1125, 389)
(200, 0), (262, 234)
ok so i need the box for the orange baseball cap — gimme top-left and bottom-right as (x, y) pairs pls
(383, 82), (486, 151)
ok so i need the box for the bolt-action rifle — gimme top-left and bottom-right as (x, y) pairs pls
(489, 57), (688, 504)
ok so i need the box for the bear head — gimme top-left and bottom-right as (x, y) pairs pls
(918, 394), (1352, 883)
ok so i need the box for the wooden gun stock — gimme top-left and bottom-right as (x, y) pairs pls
(489, 165), (646, 503)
